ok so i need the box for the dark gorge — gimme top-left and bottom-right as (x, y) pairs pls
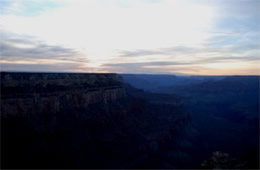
(1, 72), (259, 169)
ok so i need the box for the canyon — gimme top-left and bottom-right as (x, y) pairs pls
(1, 72), (192, 169)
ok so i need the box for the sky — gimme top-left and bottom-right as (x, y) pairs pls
(0, 0), (259, 75)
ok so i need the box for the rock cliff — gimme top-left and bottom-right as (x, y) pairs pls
(1, 72), (126, 117)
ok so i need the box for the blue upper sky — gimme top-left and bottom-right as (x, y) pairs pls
(0, 0), (259, 75)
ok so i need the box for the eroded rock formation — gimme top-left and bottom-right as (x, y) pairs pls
(1, 72), (126, 117)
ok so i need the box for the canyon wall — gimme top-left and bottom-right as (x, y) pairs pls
(1, 72), (126, 117)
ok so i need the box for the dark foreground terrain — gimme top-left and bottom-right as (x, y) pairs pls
(1, 72), (259, 169)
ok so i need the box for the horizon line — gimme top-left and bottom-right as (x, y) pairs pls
(1, 71), (259, 77)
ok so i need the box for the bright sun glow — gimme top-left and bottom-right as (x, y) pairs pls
(0, 0), (214, 68)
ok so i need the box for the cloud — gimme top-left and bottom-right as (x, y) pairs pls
(103, 62), (200, 74)
(104, 61), (194, 67)
(103, 48), (260, 74)
(119, 44), (260, 62)
(0, 33), (87, 63)
(106, 56), (259, 68)
(102, 59), (260, 75)
(120, 50), (166, 57)
(203, 56), (260, 62)
(120, 46), (197, 57)
(0, 63), (83, 72)
(0, 31), (90, 72)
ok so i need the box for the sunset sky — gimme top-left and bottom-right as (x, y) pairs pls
(0, 0), (259, 75)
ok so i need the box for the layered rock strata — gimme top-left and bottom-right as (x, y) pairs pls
(1, 72), (126, 117)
